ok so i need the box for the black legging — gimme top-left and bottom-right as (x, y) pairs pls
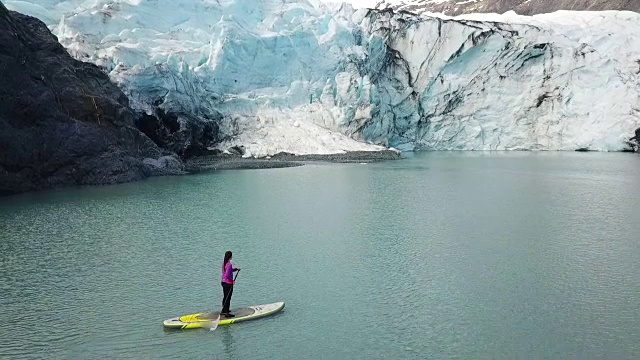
(221, 282), (234, 313)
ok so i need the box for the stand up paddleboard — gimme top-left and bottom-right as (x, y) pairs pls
(163, 302), (285, 329)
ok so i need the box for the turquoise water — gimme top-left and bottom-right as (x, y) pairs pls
(1, 152), (640, 359)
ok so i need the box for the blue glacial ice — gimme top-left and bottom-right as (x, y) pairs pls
(6, 0), (640, 155)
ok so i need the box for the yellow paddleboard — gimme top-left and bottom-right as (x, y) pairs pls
(163, 302), (284, 329)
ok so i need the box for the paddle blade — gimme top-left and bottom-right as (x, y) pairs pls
(207, 315), (220, 332)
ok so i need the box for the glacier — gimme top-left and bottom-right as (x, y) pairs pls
(5, 0), (640, 154)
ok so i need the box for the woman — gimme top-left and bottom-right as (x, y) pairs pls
(221, 251), (240, 317)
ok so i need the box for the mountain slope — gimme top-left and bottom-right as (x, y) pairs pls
(375, 0), (640, 16)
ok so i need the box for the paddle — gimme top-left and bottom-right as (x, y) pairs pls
(207, 269), (241, 332)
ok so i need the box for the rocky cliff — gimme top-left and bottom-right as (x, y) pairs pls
(0, 2), (182, 195)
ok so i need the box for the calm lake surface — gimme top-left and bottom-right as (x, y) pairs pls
(1, 152), (640, 359)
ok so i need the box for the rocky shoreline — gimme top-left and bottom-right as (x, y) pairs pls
(184, 150), (401, 173)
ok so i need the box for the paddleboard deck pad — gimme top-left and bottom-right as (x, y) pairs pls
(163, 302), (284, 329)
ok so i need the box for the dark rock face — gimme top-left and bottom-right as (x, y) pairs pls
(135, 107), (221, 159)
(631, 128), (640, 152)
(0, 3), (182, 195)
(228, 145), (245, 156)
(376, 0), (640, 16)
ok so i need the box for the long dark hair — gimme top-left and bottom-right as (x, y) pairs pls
(222, 251), (232, 272)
